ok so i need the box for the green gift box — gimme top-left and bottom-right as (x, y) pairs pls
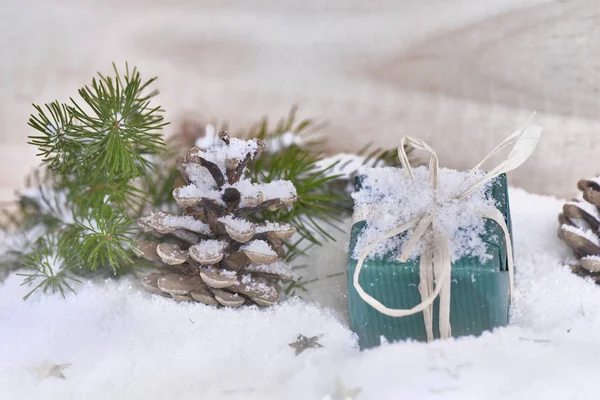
(347, 173), (513, 349)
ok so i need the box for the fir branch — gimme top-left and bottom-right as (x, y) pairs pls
(10, 64), (169, 298)
(245, 106), (326, 152)
(248, 146), (347, 259)
(17, 236), (80, 301)
(69, 64), (167, 181)
(28, 102), (78, 172)
(28, 64), (167, 192)
(62, 205), (135, 273)
(358, 142), (413, 168)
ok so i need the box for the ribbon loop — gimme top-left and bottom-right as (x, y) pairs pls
(397, 213), (433, 263)
(353, 120), (541, 341)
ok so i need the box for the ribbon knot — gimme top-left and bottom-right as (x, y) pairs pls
(352, 120), (542, 342)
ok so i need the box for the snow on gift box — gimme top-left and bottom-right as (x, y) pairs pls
(347, 127), (542, 349)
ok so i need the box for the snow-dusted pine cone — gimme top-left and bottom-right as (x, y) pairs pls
(558, 176), (600, 282)
(135, 132), (297, 307)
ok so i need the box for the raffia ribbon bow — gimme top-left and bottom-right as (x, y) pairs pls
(352, 122), (542, 342)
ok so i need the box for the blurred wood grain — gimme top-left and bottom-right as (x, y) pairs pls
(0, 0), (598, 202)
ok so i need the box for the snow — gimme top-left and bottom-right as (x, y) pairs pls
(0, 224), (46, 261)
(194, 124), (219, 149)
(194, 128), (303, 154)
(589, 176), (600, 188)
(176, 184), (223, 204)
(218, 215), (254, 232)
(561, 224), (600, 247)
(265, 131), (304, 153)
(3, 187), (600, 399)
(567, 200), (600, 221)
(143, 212), (211, 235)
(259, 180), (297, 201)
(218, 269), (237, 278)
(18, 185), (74, 226)
(239, 274), (278, 296)
(0, 186), (72, 262)
(190, 239), (227, 257)
(189, 137), (260, 175)
(242, 240), (276, 256)
(246, 260), (295, 278)
(352, 166), (495, 262)
(255, 222), (292, 233)
(229, 180), (297, 205)
(184, 162), (217, 190)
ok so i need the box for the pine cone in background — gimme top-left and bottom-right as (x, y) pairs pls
(135, 132), (297, 307)
(558, 176), (600, 282)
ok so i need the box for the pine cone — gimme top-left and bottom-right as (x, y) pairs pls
(558, 176), (600, 282)
(135, 132), (297, 307)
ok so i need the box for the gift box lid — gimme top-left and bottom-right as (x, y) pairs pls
(349, 173), (512, 272)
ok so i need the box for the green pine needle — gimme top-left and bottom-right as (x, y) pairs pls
(17, 236), (80, 301)
(63, 205), (135, 273)
(13, 64), (169, 299)
(28, 63), (167, 185)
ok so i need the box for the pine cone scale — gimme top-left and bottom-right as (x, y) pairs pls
(137, 133), (298, 307)
(559, 175), (600, 283)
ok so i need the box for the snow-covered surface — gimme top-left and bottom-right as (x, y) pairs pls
(189, 137), (260, 175)
(194, 124), (219, 149)
(231, 180), (297, 203)
(218, 215), (254, 232)
(561, 224), (600, 246)
(190, 239), (227, 258)
(255, 221), (292, 233)
(177, 139), (297, 208)
(176, 183), (223, 203)
(352, 166), (495, 262)
(193, 128), (303, 154)
(161, 213), (211, 235)
(242, 240), (276, 256)
(2, 187), (600, 399)
(238, 274), (278, 297)
(589, 176), (600, 188)
(0, 224), (46, 261)
(265, 131), (304, 153)
(184, 162), (219, 190)
(246, 260), (295, 278)
(567, 200), (600, 221)
(18, 186), (74, 226)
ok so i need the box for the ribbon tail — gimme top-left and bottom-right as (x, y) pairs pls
(455, 122), (542, 200)
(480, 208), (515, 303)
(434, 229), (452, 339)
(418, 247), (435, 342)
(353, 217), (452, 318)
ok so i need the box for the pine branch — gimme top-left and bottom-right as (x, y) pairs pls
(62, 205), (135, 272)
(17, 236), (80, 301)
(28, 64), (167, 196)
(9, 64), (169, 299)
(248, 146), (347, 260)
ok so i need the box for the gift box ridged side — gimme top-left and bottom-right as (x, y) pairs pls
(347, 174), (512, 349)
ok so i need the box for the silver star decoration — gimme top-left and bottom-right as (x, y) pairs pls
(322, 379), (361, 400)
(31, 362), (71, 380)
(288, 334), (323, 356)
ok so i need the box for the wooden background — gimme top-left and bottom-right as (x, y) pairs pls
(1, 0), (599, 202)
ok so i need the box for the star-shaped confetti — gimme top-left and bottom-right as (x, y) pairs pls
(288, 334), (324, 356)
(30, 362), (71, 380)
(322, 379), (361, 400)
